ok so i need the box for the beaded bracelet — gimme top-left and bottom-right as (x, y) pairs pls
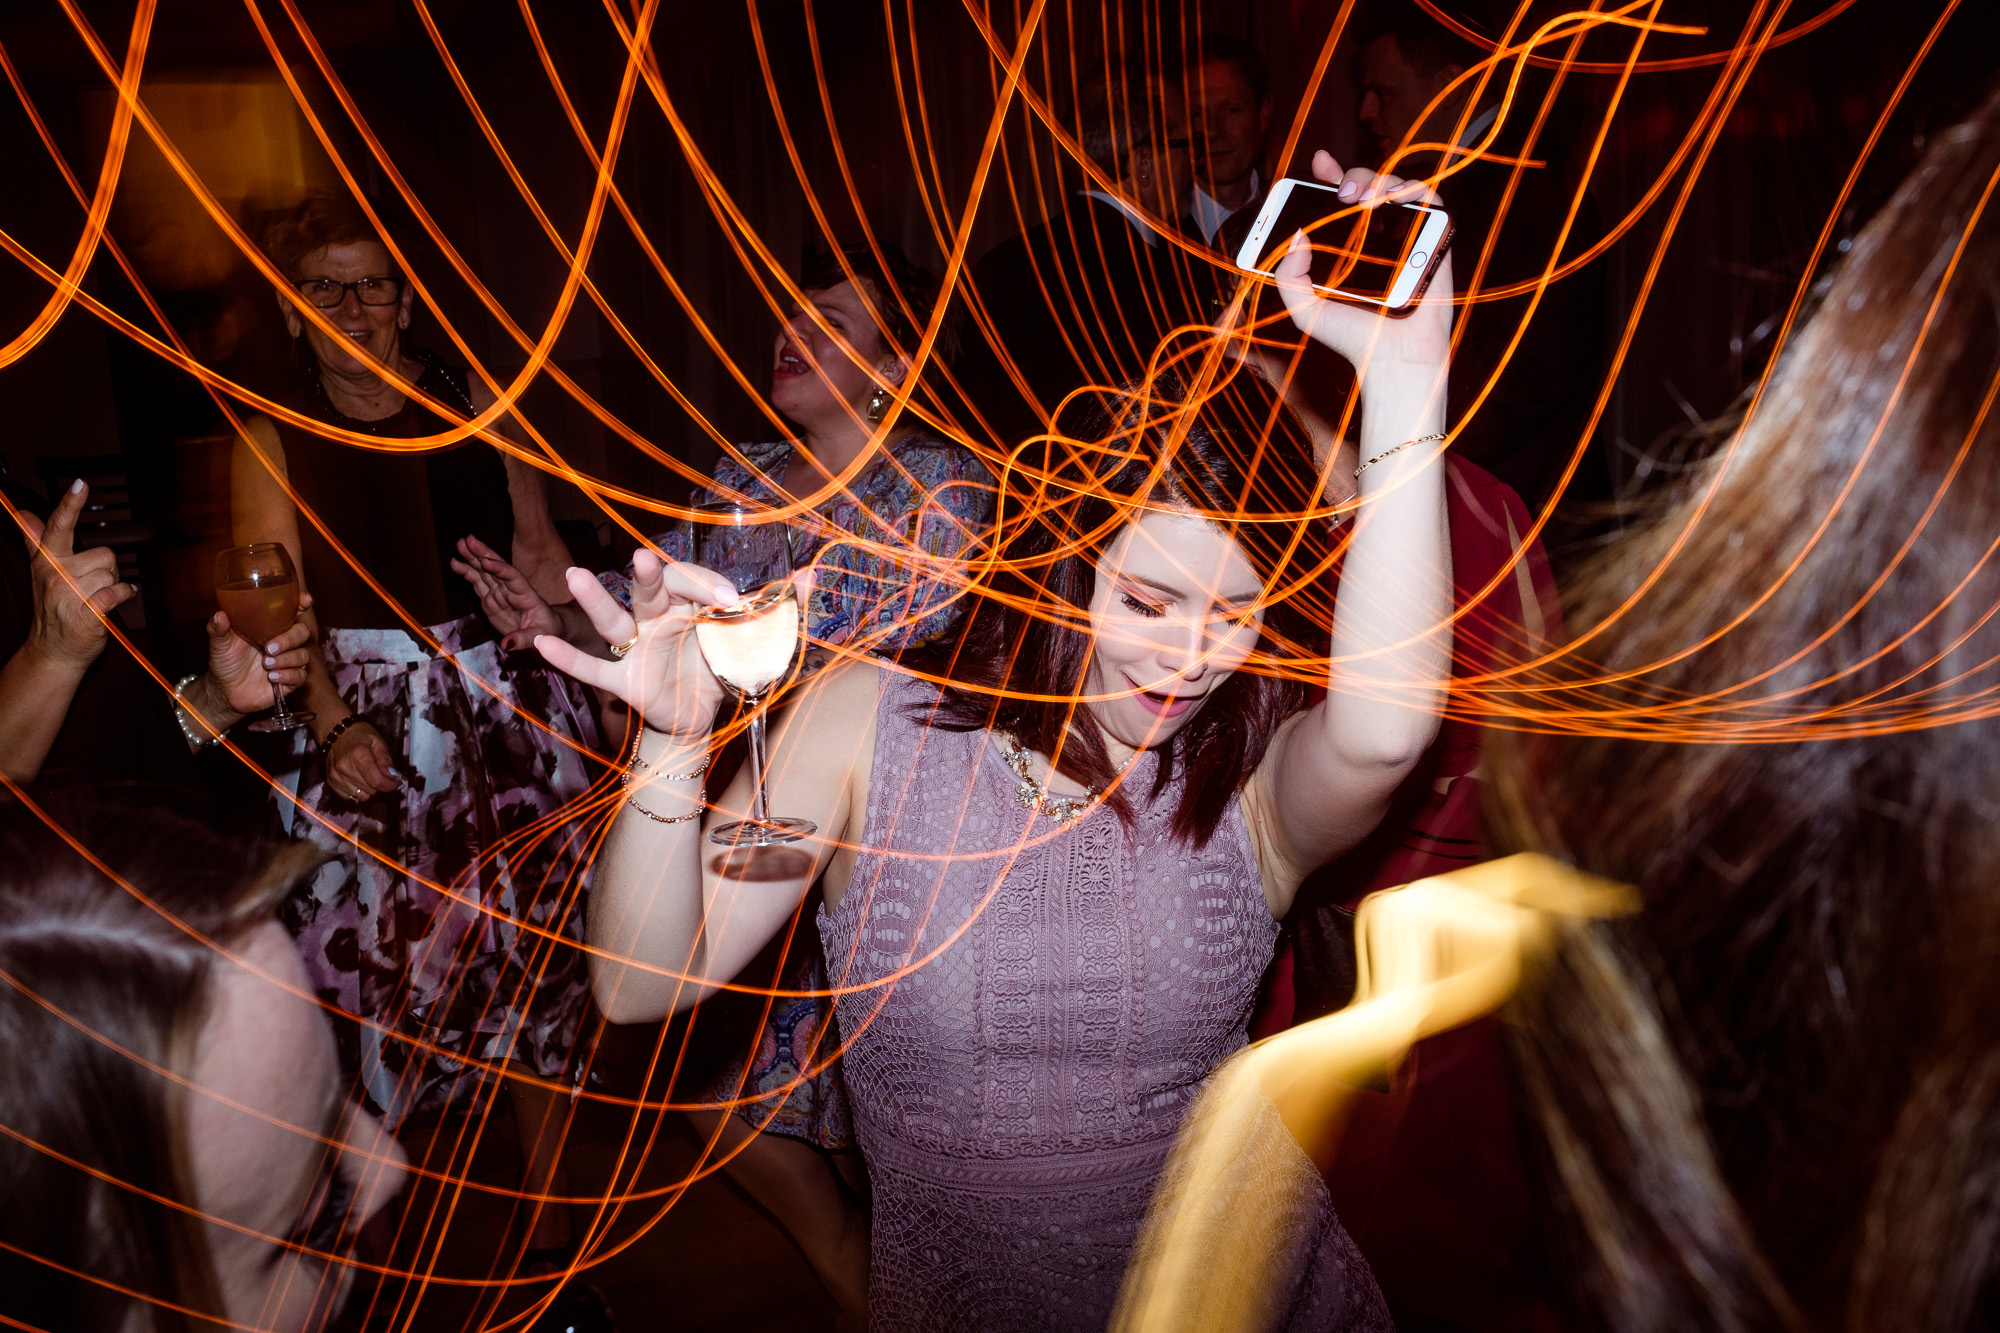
(1355, 432), (1448, 479)
(623, 792), (703, 824)
(625, 726), (710, 782)
(171, 674), (219, 752)
(620, 730), (709, 823)
(319, 715), (361, 753)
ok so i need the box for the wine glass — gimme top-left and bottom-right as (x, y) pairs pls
(692, 501), (816, 846)
(214, 543), (314, 734)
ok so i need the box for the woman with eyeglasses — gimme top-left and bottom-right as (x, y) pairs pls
(230, 190), (598, 1269)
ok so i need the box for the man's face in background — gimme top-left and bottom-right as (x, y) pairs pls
(1193, 57), (1271, 198)
(1358, 34), (1464, 162)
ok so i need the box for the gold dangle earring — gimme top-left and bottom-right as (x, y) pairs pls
(866, 386), (893, 424)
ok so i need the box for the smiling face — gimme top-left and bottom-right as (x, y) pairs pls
(768, 278), (906, 429)
(283, 240), (414, 380)
(1083, 508), (1266, 754)
(185, 921), (410, 1332)
(1193, 58), (1270, 196)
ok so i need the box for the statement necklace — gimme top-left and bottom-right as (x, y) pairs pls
(998, 733), (1102, 826)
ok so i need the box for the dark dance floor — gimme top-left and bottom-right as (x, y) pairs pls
(343, 1021), (841, 1333)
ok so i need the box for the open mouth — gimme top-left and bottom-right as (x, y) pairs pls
(774, 349), (809, 377)
(1128, 677), (1204, 719)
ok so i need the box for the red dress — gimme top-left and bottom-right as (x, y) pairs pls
(1252, 456), (1564, 1331)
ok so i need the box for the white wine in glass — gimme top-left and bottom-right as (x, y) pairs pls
(692, 503), (815, 847)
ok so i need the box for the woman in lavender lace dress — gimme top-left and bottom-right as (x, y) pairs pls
(541, 154), (1445, 1330)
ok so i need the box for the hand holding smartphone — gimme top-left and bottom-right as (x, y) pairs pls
(1235, 177), (1453, 316)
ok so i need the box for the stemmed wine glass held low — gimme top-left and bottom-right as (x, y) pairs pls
(214, 543), (314, 734)
(692, 501), (816, 847)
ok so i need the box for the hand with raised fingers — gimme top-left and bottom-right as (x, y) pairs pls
(452, 534), (562, 651)
(17, 480), (135, 672)
(1275, 150), (1453, 385)
(205, 591), (317, 718)
(532, 549), (743, 744)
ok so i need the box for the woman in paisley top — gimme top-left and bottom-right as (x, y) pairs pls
(535, 155), (1446, 1331)
(459, 244), (992, 1322)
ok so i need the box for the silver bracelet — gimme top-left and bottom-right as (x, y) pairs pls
(171, 674), (220, 752)
(624, 727), (710, 782)
(620, 729), (708, 823)
(1355, 432), (1448, 479)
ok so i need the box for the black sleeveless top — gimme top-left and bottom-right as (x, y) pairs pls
(273, 352), (513, 631)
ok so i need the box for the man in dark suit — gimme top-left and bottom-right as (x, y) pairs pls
(961, 64), (1198, 444)
(1354, 2), (1610, 514)
(1183, 35), (1273, 251)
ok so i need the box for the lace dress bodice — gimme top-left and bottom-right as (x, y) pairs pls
(818, 673), (1391, 1331)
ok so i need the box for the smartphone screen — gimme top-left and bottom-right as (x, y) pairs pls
(1235, 181), (1451, 311)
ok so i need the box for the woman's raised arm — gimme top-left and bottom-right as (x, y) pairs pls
(1251, 153), (1454, 908)
(537, 554), (876, 1023)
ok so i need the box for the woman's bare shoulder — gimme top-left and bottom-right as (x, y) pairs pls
(238, 412), (285, 452)
(788, 655), (886, 738)
(231, 415), (290, 483)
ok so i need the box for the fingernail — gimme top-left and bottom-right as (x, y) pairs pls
(265, 642), (279, 655)
(715, 584), (739, 605)
(1339, 180), (1357, 200)
(268, 671), (281, 682)
(263, 656), (276, 668)
(68, 478), (83, 494)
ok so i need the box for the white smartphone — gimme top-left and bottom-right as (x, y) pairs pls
(1234, 177), (1454, 315)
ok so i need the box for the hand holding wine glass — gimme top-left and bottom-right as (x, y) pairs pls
(213, 543), (314, 733)
(690, 501), (815, 846)
(202, 590), (316, 706)
(532, 547), (745, 741)
(167, 591), (318, 746)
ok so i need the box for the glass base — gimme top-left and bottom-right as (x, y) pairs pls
(248, 710), (315, 734)
(708, 815), (816, 847)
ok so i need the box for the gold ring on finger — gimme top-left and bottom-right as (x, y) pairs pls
(610, 633), (640, 659)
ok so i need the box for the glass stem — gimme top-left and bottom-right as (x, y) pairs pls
(270, 679), (290, 722)
(746, 699), (769, 826)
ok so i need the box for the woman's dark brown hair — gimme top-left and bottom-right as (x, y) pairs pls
(800, 242), (959, 367)
(932, 367), (1336, 847)
(1490, 87), (2000, 1330)
(0, 801), (315, 1331)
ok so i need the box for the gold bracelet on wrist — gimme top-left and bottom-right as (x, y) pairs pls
(1355, 432), (1448, 479)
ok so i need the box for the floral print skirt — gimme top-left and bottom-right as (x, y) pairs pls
(274, 617), (604, 1127)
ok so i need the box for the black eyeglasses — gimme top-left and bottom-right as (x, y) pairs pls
(295, 276), (402, 308)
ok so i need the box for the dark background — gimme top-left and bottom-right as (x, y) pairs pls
(0, 0), (1991, 674)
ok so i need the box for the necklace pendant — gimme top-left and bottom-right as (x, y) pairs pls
(1000, 733), (1099, 826)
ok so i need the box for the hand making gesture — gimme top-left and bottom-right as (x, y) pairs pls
(530, 549), (750, 743)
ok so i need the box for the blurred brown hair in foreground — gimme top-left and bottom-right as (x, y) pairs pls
(0, 800), (312, 1330)
(1491, 85), (2000, 1330)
